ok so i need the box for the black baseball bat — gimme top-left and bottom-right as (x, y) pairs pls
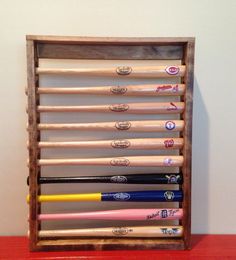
(27, 173), (182, 185)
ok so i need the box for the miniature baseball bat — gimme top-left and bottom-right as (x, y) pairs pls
(38, 84), (185, 96)
(38, 208), (183, 221)
(36, 65), (185, 78)
(37, 226), (183, 238)
(27, 190), (183, 203)
(37, 102), (184, 114)
(28, 173), (183, 185)
(37, 138), (184, 149)
(37, 120), (184, 131)
(38, 155), (184, 166)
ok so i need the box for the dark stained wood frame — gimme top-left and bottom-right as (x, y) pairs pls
(26, 36), (195, 251)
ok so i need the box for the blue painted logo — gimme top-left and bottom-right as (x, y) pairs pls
(160, 228), (180, 235)
(165, 121), (176, 130)
(160, 209), (168, 218)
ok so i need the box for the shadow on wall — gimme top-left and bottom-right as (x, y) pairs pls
(192, 77), (209, 234)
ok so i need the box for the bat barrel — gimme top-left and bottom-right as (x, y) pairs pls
(102, 190), (182, 202)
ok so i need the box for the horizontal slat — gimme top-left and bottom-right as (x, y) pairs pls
(27, 35), (194, 44)
(37, 43), (183, 60)
(36, 237), (184, 250)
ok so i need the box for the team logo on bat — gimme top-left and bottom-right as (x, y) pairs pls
(115, 121), (131, 130)
(116, 66), (132, 75)
(164, 139), (174, 148)
(109, 104), (129, 112)
(110, 176), (128, 183)
(160, 228), (180, 235)
(164, 158), (173, 166)
(166, 174), (180, 184)
(113, 192), (131, 201)
(160, 209), (169, 218)
(164, 191), (175, 201)
(165, 121), (175, 130)
(112, 227), (133, 236)
(167, 102), (178, 111)
(110, 86), (127, 95)
(165, 66), (180, 75)
(111, 140), (131, 148)
(156, 85), (172, 92)
(172, 84), (179, 93)
(110, 158), (130, 166)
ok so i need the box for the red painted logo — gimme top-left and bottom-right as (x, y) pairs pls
(165, 66), (180, 75)
(156, 85), (172, 92)
(164, 139), (174, 148)
(167, 102), (178, 111)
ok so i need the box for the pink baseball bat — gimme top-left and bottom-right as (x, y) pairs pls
(38, 208), (183, 221)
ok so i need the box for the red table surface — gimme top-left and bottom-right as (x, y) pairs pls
(0, 235), (235, 259)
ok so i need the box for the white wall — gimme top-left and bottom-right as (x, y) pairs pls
(0, 0), (235, 235)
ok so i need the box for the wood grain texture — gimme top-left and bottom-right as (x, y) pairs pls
(38, 84), (185, 96)
(37, 43), (183, 60)
(26, 35), (194, 44)
(37, 238), (185, 251)
(37, 102), (184, 114)
(38, 138), (184, 149)
(37, 120), (184, 132)
(36, 65), (185, 78)
(26, 39), (40, 251)
(38, 155), (184, 167)
(26, 36), (194, 251)
(38, 226), (183, 238)
(182, 39), (195, 249)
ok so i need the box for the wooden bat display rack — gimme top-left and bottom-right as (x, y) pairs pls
(26, 36), (195, 251)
